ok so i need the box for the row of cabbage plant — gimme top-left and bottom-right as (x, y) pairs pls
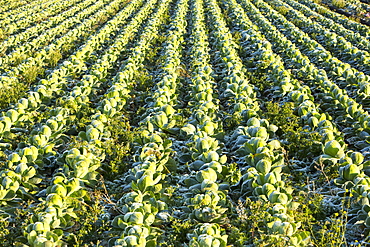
(280, 0), (370, 53)
(0, 0), (51, 19)
(0, 0), (30, 14)
(0, 0), (139, 145)
(0, 0), (151, 207)
(224, 0), (348, 163)
(0, 0), (104, 73)
(259, 0), (370, 234)
(296, 0), (370, 37)
(0, 0), (67, 35)
(255, 1), (370, 100)
(0, 0), (145, 197)
(265, 0), (370, 77)
(0, 0), (94, 59)
(205, 0), (311, 244)
(21, 0), (164, 245)
(109, 1), (191, 245)
(253, 0), (370, 100)
(0, 0), (53, 18)
(225, 0), (347, 176)
(240, 0), (366, 145)
(0, 0), (127, 87)
(167, 0), (233, 245)
(0, 0), (146, 223)
(240, 0), (370, 145)
(232, 0), (370, 236)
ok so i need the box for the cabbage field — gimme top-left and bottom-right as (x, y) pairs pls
(2, 0), (370, 246)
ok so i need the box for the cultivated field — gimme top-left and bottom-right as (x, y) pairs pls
(1, 0), (370, 246)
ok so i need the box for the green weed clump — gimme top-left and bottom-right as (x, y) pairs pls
(22, 65), (45, 85)
(262, 102), (322, 160)
(0, 204), (34, 245)
(0, 28), (6, 41)
(46, 49), (63, 67)
(65, 191), (115, 246)
(103, 115), (137, 179)
(11, 53), (27, 67)
(349, 15), (361, 23)
(316, 6), (328, 15)
(0, 83), (28, 110)
(227, 194), (349, 246)
(275, 4), (290, 15)
(332, 0), (346, 8)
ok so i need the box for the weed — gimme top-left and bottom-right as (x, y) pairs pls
(313, 159), (340, 189)
(129, 69), (154, 126)
(46, 49), (62, 67)
(161, 219), (193, 246)
(332, 0), (346, 9)
(0, 83), (28, 110)
(231, 30), (242, 41)
(65, 190), (116, 246)
(0, 28), (7, 41)
(93, 15), (109, 30)
(11, 53), (27, 67)
(0, 203), (34, 246)
(310, 196), (350, 246)
(247, 73), (271, 92)
(223, 112), (243, 131)
(97, 15), (108, 26)
(274, 4), (290, 15)
(103, 115), (137, 179)
(317, 6), (328, 15)
(227, 193), (350, 246)
(262, 102), (322, 160)
(21, 65), (45, 85)
(349, 15), (361, 23)
(61, 42), (75, 55)
(228, 199), (294, 246)
(294, 191), (346, 246)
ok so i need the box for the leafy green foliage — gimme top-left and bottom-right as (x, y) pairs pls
(296, 192), (352, 246)
(161, 219), (194, 245)
(228, 199), (298, 246)
(0, 28), (7, 43)
(21, 65), (45, 85)
(103, 116), (137, 179)
(10, 53), (27, 67)
(262, 102), (322, 160)
(129, 69), (154, 126)
(0, 204), (33, 246)
(247, 73), (272, 93)
(228, 195), (350, 247)
(65, 191), (115, 246)
(0, 83), (28, 110)
(274, 4), (290, 15)
(46, 49), (63, 67)
(331, 0), (346, 8)
(2, 0), (370, 244)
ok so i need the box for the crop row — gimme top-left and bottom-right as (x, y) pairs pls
(2, 0), (370, 245)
